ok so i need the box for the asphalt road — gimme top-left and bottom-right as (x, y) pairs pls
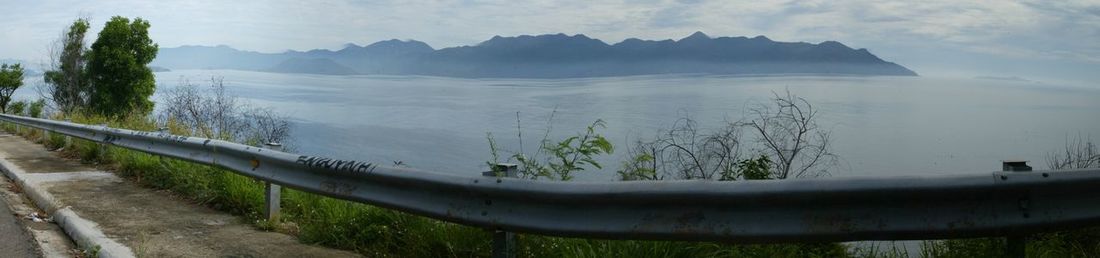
(0, 196), (37, 258)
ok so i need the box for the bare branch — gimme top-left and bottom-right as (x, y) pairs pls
(1047, 134), (1099, 170)
(159, 76), (293, 148)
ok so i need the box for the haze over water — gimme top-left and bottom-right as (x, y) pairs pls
(90, 70), (1087, 180)
(19, 70), (1099, 180)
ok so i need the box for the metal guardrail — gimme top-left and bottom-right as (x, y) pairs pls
(4, 114), (1100, 254)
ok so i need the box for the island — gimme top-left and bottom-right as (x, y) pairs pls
(152, 32), (917, 78)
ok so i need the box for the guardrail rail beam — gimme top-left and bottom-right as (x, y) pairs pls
(3, 114), (1100, 249)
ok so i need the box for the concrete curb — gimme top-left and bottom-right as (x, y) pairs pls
(0, 152), (135, 258)
(54, 207), (134, 258)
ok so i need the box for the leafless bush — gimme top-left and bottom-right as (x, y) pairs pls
(243, 107), (292, 146)
(737, 90), (836, 179)
(619, 90), (835, 181)
(618, 117), (743, 180)
(159, 76), (292, 146)
(1047, 134), (1099, 169)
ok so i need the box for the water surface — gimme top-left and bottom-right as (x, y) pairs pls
(22, 70), (1100, 180)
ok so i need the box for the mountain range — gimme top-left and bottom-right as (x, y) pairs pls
(151, 32), (917, 78)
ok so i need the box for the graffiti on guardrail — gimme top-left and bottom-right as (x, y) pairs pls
(296, 156), (377, 174)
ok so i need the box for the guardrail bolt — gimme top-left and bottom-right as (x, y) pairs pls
(263, 142), (283, 221)
(1002, 160), (1030, 258)
(482, 163), (518, 258)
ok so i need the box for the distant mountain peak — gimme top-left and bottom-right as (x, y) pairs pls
(680, 31), (711, 42)
(818, 40), (850, 49)
(478, 33), (608, 48)
(365, 39), (433, 49)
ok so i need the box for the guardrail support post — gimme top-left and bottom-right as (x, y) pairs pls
(63, 119), (72, 148)
(41, 126), (50, 143)
(483, 163), (518, 258)
(1003, 160), (1032, 258)
(263, 142), (284, 221)
(97, 123), (108, 160)
(492, 230), (516, 258)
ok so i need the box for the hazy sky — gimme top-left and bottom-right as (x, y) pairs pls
(2, 0), (1099, 83)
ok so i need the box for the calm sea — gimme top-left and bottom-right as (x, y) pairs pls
(20, 70), (1100, 180)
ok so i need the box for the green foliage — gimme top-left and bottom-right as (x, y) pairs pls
(733, 155), (772, 180)
(29, 99), (47, 118)
(85, 16), (158, 117)
(0, 63), (24, 113)
(7, 100), (27, 115)
(522, 238), (848, 258)
(618, 151), (658, 181)
(44, 18), (91, 114)
(920, 238), (1006, 258)
(512, 119), (613, 181)
(926, 229), (1100, 257)
(485, 132), (505, 175)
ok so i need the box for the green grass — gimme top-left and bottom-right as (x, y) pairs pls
(921, 230), (1100, 258)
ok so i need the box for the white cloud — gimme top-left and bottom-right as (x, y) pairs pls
(0, 0), (1097, 78)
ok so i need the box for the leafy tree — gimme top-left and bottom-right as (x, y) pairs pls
(0, 63), (25, 113)
(85, 16), (158, 117)
(43, 18), (91, 114)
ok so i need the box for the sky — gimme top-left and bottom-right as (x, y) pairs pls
(1, 0), (1099, 84)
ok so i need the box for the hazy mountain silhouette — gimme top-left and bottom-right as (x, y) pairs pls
(266, 58), (356, 75)
(152, 32), (917, 78)
(285, 40), (434, 74)
(154, 45), (285, 70)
